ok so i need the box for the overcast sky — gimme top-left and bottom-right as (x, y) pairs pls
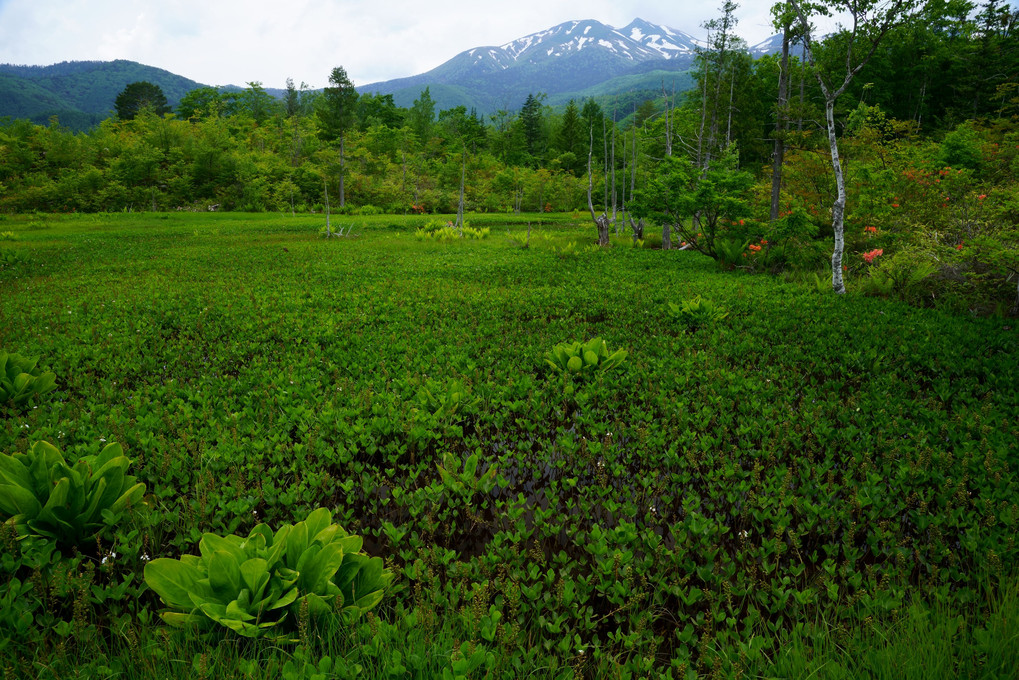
(0, 0), (788, 88)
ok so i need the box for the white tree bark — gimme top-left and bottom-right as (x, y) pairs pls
(789, 0), (915, 294)
(825, 99), (847, 294)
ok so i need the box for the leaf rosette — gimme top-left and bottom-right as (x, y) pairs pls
(1, 352), (57, 408)
(544, 337), (627, 377)
(144, 508), (392, 638)
(0, 441), (145, 549)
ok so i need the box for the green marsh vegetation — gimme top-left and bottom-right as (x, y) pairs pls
(0, 212), (1016, 678)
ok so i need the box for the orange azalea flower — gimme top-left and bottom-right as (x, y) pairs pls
(862, 248), (884, 264)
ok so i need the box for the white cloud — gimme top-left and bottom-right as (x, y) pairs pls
(0, 0), (783, 88)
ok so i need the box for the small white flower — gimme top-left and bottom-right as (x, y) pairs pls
(99, 437), (106, 442)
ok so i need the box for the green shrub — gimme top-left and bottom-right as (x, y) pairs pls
(544, 337), (628, 376)
(939, 123), (983, 171)
(870, 248), (941, 302)
(415, 220), (489, 241)
(668, 295), (729, 331)
(144, 508), (392, 639)
(1, 352), (57, 407)
(713, 238), (749, 270)
(0, 441), (145, 549)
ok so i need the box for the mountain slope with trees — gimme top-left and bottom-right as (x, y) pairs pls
(0, 60), (205, 129)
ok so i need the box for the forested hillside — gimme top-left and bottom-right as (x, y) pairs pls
(0, 60), (205, 128)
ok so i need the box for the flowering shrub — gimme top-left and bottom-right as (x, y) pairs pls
(862, 249), (884, 264)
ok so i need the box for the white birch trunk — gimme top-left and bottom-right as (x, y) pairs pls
(825, 99), (847, 294)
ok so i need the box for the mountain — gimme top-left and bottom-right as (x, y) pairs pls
(0, 18), (785, 129)
(358, 18), (707, 112)
(748, 33), (810, 57)
(0, 60), (204, 129)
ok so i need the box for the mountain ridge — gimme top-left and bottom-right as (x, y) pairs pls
(1, 18), (784, 129)
(357, 18), (709, 111)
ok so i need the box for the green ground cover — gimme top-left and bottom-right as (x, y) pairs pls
(1, 212), (1017, 679)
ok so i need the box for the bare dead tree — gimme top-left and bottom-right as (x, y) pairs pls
(611, 98), (618, 230)
(324, 179), (332, 237)
(588, 127), (611, 246)
(770, 18), (792, 221)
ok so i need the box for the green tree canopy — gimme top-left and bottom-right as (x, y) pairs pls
(317, 66), (358, 143)
(115, 81), (170, 120)
(408, 87), (436, 142)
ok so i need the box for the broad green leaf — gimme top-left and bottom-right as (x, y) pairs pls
(239, 558), (270, 597)
(0, 453), (32, 488)
(352, 589), (385, 612)
(334, 557), (364, 592)
(295, 543), (322, 580)
(82, 476), (108, 522)
(336, 534), (362, 554)
(303, 507), (332, 540)
(40, 477), (70, 517)
(305, 542), (345, 593)
(201, 532), (247, 563)
(265, 526), (290, 567)
(12, 373), (30, 395)
(109, 482), (145, 513)
(90, 443), (124, 472)
(145, 558), (207, 609)
(311, 524), (338, 545)
(0, 483), (41, 517)
(464, 454), (478, 478)
(225, 599), (256, 621)
(208, 550), (242, 601)
(267, 584), (299, 610)
(285, 521), (308, 567)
